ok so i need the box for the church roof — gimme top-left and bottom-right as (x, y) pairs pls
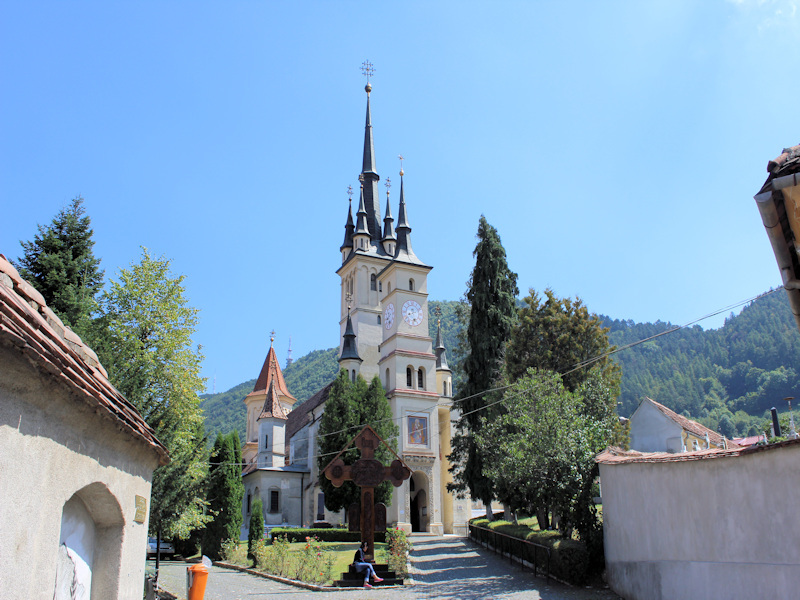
(286, 380), (333, 441)
(0, 254), (169, 465)
(247, 344), (296, 402)
(258, 380), (288, 421)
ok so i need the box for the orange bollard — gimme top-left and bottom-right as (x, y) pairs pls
(186, 563), (209, 600)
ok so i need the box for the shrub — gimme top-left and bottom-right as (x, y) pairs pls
(247, 498), (264, 559)
(269, 527), (385, 543)
(256, 534), (291, 577)
(220, 538), (247, 565)
(386, 528), (412, 577)
(292, 536), (334, 584)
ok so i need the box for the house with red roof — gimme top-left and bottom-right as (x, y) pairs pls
(628, 396), (734, 453)
(0, 254), (168, 600)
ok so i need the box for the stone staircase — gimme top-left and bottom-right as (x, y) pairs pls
(334, 563), (404, 587)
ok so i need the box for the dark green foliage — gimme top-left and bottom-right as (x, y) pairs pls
(283, 348), (339, 405)
(506, 288), (621, 394)
(605, 289), (800, 435)
(14, 196), (104, 337)
(449, 216), (519, 508)
(268, 528), (386, 543)
(248, 497), (264, 558)
(316, 371), (399, 513)
(201, 380), (256, 446)
(427, 300), (465, 393)
(203, 431), (245, 559)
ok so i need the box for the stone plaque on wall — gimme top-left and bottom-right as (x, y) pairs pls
(134, 495), (147, 524)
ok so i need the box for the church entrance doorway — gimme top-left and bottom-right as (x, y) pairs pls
(409, 471), (429, 532)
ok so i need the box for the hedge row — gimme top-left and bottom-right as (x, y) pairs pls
(469, 519), (590, 585)
(268, 528), (387, 544)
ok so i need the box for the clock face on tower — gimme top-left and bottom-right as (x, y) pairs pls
(384, 303), (395, 329)
(402, 300), (423, 327)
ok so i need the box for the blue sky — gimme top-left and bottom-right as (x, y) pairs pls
(2, 1), (798, 394)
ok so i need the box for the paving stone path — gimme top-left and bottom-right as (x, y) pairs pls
(153, 535), (622, 600)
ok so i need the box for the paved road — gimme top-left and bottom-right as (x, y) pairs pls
(152, 536), (622, 600)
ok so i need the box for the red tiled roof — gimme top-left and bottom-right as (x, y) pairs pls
(597, 437), (800, 464)
(246, 345), (296, 402)
(732, 435), (765, 447)
(643, 397), (731, 448)
(767, 143), (800, 176)
(0, 254), (169, 465)
(258, 380), (288, 421)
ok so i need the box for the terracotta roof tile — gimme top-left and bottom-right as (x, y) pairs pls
(0, 254), (169, 465)
(767, 143), (800, 176)
(247, 345), (296, 402)
(597, 437), (800, 465)
(258, 380), (288, 421)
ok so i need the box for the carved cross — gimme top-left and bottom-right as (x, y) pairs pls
(323, 425), (411, 562)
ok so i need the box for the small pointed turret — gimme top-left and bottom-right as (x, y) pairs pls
(435, 318), (449, 371)
(382, 179), (396, 254)
(339, 309), (362, 363)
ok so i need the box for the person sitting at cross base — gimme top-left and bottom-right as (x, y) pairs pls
(353, 541), (384, 588)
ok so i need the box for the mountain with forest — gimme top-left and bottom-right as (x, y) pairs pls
(201, 291), (800, 442)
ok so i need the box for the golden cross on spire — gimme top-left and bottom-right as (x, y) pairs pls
(270, 329), (276, 346)
(398, 154), (405, 176)
(361, 60), (375, 82)
(433, 306), (442, 325)
(345, 292), (353, 311)
(347, 185), (353, 200)
(385, 177), (391, 193)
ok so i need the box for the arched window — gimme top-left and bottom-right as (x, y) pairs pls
(247, 493), (252, 514)
(409, 278), (414, 291)
(406, 367), (412, 388)
(385, 368), (390, 389)
(264, 434), (269, 450)
(377, 315), (381, 325)
(443, 381), (447, 396)
(370, 274), (377, 291)
(351, 370), (356, 383)
(269, 489), (280, 513)
(418, 368), (425, 390)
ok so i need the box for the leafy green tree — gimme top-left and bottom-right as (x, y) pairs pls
(203, 431), (245, 559)
(507, 288), (620, 393)
(448, 216), (518, 516)
(316, 371), (399, 513)
(92, 248), (209, 541)
(477, 368), (614, 548)
(14, 196), (103, 337)
(248, 496), (264, 559)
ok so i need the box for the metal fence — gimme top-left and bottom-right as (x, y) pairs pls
(468, 523), (551, 579)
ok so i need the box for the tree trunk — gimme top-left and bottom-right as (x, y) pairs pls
(535, 506), (549, 530)
(484, 499), (493, 521)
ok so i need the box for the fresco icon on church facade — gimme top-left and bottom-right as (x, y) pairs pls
(408, 416), (428, 445)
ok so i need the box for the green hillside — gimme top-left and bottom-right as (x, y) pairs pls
(202, 291), (800, 443)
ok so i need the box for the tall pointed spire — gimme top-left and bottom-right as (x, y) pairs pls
(393, 163), (421, 263)
(340, 187), (355, 254)
(359, 60), (382, 243)
(354, 180), (370, 238)
(382, 177), (396, 247)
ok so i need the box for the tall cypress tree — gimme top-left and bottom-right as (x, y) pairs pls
(448, 216), (518, 516)
(14, 196), (104, 337)
(203, 431), (244, 559)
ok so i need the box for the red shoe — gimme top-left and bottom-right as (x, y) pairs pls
(373, 576), (384, 582)
(364, 582), (373, 589)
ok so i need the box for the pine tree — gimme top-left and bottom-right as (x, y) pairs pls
(316, 371), (398, 513)
(14, 196), (103, 337)
(203, 431), (244, 559)
(448, 216), (518, 516)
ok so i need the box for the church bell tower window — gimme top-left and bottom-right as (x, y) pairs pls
(409, 278), (414, 291)
(371, 274), (377, 291)
(418, 368), (425, 390)
(406, 367), (412, 388)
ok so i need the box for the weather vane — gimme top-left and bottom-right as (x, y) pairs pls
(434, 306), (442, 324)
(345, 292), (353, 311)
(361, 60), (375, 82)
(270, 329), (276, 346)
(385, 177), (391, 193)
(398, 154), (405, 176)
(347, 185), (353, 201)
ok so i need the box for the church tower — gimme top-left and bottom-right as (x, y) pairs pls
(330, 66), (470, 534)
